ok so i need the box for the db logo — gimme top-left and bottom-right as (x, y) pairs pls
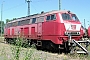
(71, 25), (76, 30)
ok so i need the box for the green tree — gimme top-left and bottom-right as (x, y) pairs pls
(0, 21), (5, 34)
(13, 18), (17, 20)
(6, 19), (11, 23)
(10, 18), (17, 21)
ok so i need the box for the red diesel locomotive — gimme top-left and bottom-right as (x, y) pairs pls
(4, 10), (89, 52)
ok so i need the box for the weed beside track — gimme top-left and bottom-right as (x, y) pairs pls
(0, 37), (90, 60)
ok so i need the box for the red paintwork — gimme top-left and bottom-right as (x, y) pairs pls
(88, 26), (90, 37)
(24, 27), (29, 36)
(12, 28), (14, 35)
(80, 27), (84, 37)
(8, 28), (10, 35)
(31, 27), (36, 38)
(4, 10), (83, 45)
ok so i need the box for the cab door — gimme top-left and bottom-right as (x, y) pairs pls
(37, 23), (42, 39)
(31, 27), (35, 38)
(12, 28), (14, 36)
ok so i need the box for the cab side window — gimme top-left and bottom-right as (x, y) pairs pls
(32, 18), (36, 23)
(46, 15), (50, 21)
(51, 14), (56, 20)
(46, 14), (56, 21)
(62, 13), (71, 20)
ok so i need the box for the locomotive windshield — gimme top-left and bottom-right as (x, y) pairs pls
(71, 14), (79, 21)
(62, 13), (71, 20)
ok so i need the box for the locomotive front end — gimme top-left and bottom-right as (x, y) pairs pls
(59, 11), (83, 42)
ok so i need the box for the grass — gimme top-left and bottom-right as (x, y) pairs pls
(0, 37), (90, 60)
(0, 37), (47, 60)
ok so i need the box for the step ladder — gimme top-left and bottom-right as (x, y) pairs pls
(72, 39), (90, 54)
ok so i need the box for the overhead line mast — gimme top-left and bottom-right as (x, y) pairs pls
(26, 0), (31, 16)
(1, 1), (4, 36)
(84, 19), (86, 29)
(59, 0), (61, 10)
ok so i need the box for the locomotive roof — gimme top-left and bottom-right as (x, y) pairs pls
(7, 10), (73, 24)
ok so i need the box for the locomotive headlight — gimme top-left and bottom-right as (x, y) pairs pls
(77, 32), (80, 35)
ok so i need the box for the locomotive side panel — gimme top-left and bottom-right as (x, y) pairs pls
(31, 27), (35, 38)
(23, 27), (29, 36)
(7, 28), (10, 36)
(16, 24), (38, 39)
(42, 22), (58, 44)
(30, 24), (37, 39)
(42, 22), (66, 44)
(12, 28), (14, 36)
(42, 22), (55, 35)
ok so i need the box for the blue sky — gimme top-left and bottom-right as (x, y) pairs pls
(0, 0), (90, 28)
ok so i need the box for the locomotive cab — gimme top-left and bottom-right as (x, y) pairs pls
(59, 11), (82, 41)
